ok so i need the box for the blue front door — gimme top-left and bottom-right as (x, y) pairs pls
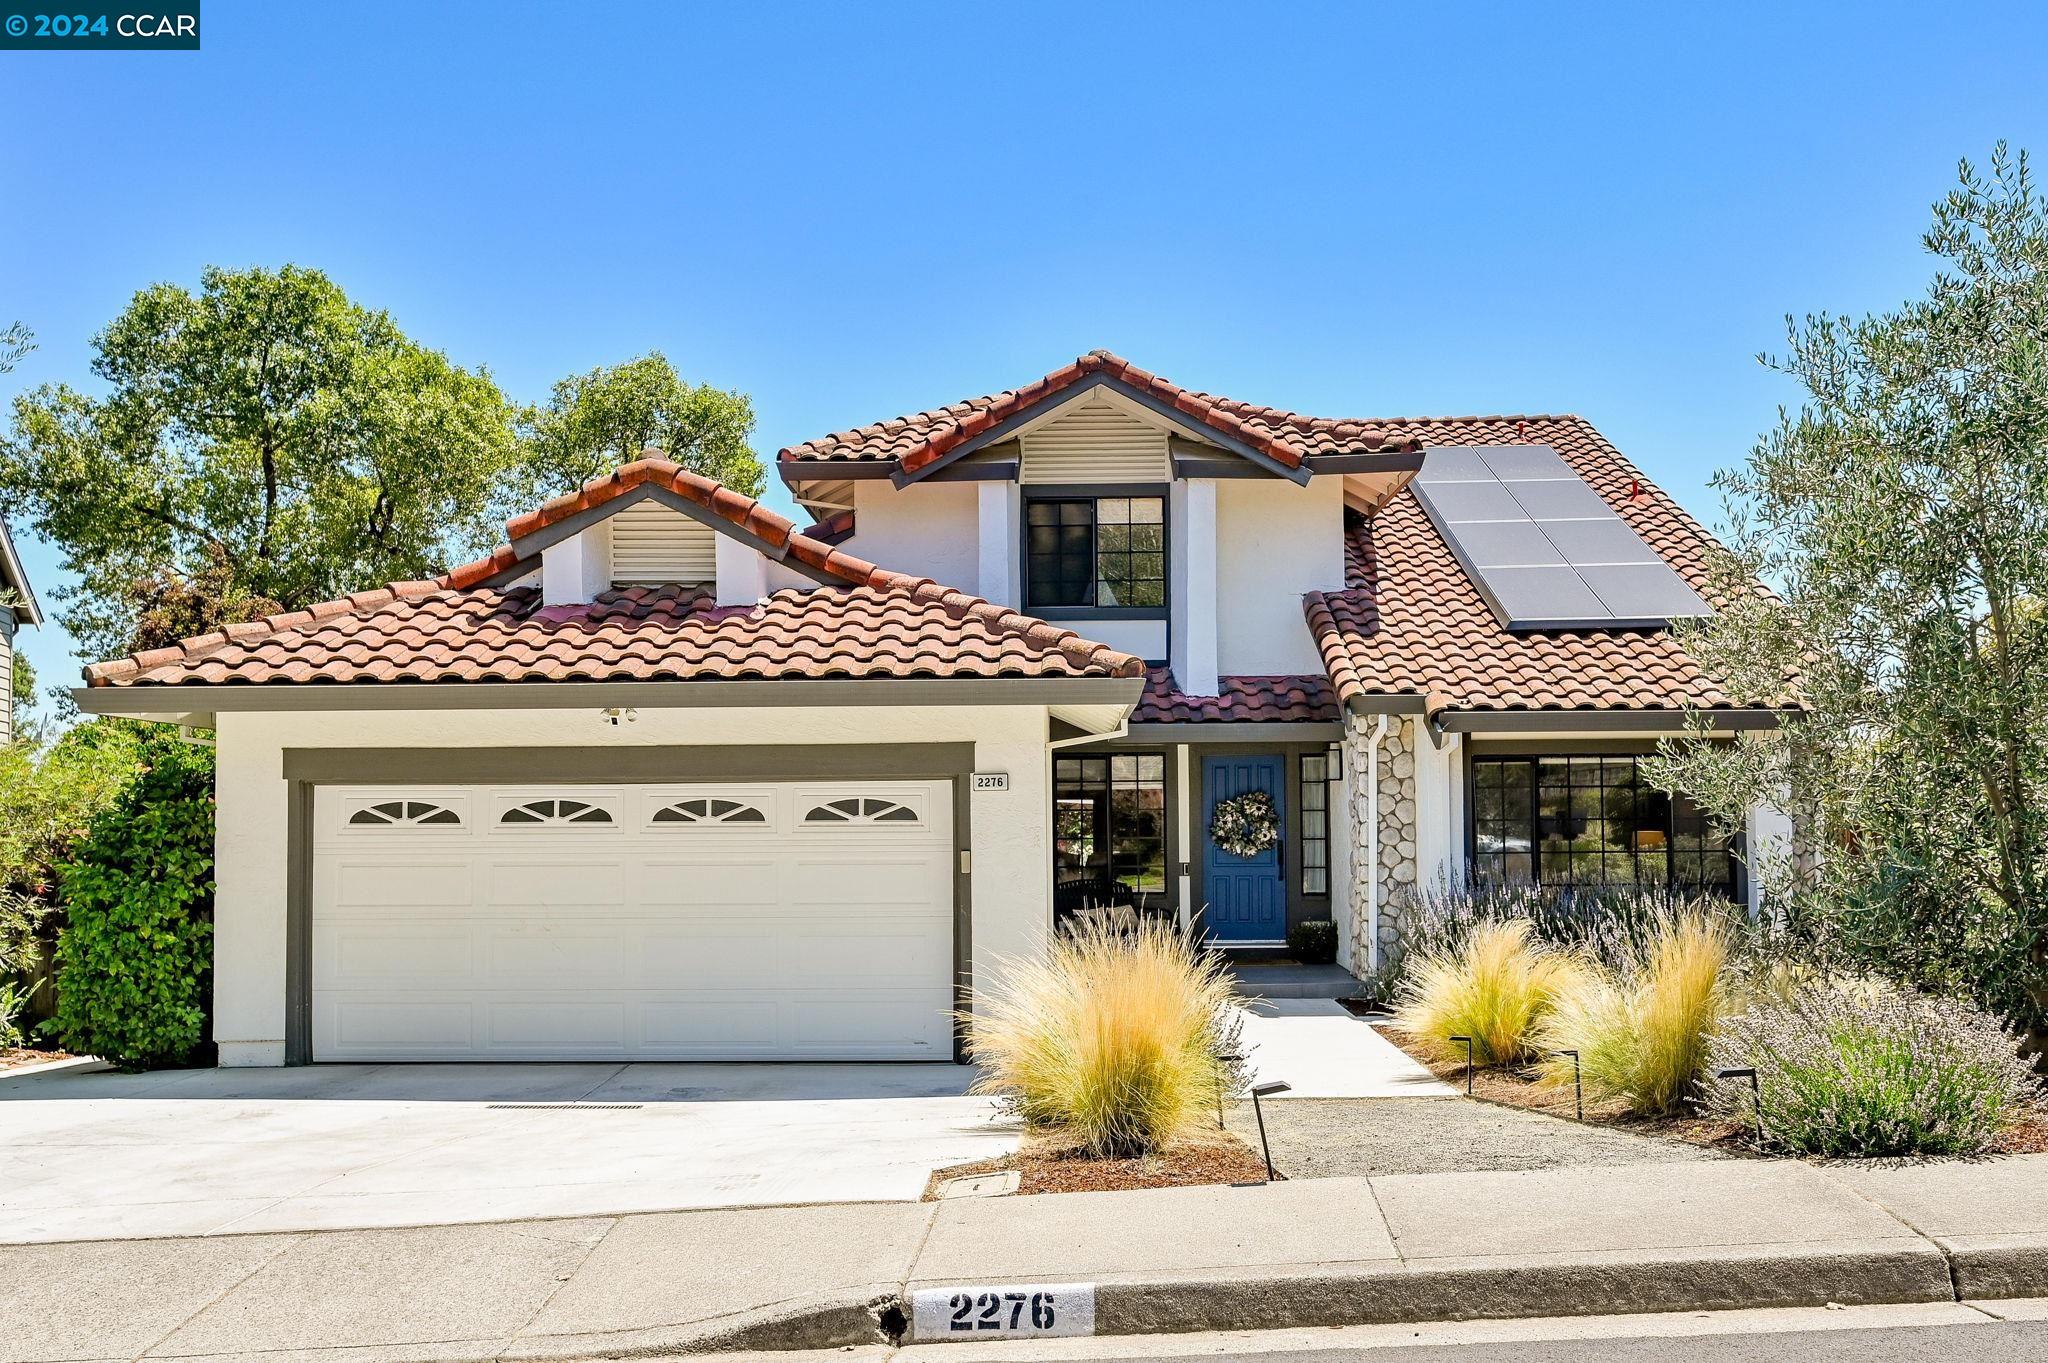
(1202, 755), (1287, 944)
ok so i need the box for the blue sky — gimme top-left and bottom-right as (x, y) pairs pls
(4, 1), (2045, 700)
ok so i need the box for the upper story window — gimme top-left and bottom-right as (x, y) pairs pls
(1025, 495), (1165, 612)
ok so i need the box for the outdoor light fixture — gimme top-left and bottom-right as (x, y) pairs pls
(1555, 1048), (1583, 1121)
(1249, 1080), (1290, 1182)
(1448, 1035), (1475, 1094)
(600, 707), (638, 727)
(1717, 1067), (1765, 1148)
(1215, 1051), (1243, 1128)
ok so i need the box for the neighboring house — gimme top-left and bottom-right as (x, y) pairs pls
(78, 351), (1787, 1067)
(0, 517), (42, 744)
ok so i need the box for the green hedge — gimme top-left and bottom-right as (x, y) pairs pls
(47, 735), (215, 1069)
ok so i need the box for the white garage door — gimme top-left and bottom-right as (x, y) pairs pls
(311, 781), (956, 1062)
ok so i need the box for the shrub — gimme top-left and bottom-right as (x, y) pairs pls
(47, 735), (215, 1069)
(1287, 918), (1337, 965)
(1393, 918), (1585, 1067)
(1710, 981), (2037, 1157)
(1538, 909), (1734, 1115)
(1394, 880), (1744, 977)
(964, 911), (1242, 1158)
(0, 720), (148, 1044)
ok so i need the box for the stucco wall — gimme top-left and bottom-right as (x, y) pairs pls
(1214, 477), (1347, 675)
(845, 481), (981, 595)
(210, 703), (1056, 1066)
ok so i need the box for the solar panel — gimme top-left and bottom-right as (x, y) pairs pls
(1412, 444), (1710, 630)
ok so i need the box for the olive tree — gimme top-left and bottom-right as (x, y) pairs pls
(1652, 145), (2048, 1062)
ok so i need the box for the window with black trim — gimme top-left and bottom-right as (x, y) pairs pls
(1300, 753), (1331, 895)
(1471, 756), (1738, 898)
(1053, 754), (1167, 919)
(1025, 496), (1165, 610)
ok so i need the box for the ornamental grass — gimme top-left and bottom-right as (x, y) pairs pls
(1537, 908), (1734, 1115)
(1393, 918), (1586, 1067)
(963, 912), (1243, 1159)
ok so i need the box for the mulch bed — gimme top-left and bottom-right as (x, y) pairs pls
(1377, 1023), (2048, 1157)
(0, 1047), (76, 1071)
(925, 1129), (1270, 1199)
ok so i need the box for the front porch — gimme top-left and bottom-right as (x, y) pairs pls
(1224, 959), (1367, 1001)
(1050, 731), (1347, 949)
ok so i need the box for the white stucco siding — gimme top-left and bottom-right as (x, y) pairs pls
(1214, 477), (1347, 675)
(209, 703), (1056, 1066)
(1414, 728), (1463, 893)
(845, 481), (981, 594)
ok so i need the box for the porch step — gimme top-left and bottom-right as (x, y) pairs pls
(1223, 961), (1366, 1001)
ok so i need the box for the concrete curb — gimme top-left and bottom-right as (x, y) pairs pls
(500, 1288), (897, 1359)
(472, 1236), (2048, 1355)
(1940, 1233), (2048, 1302)
(895, 1240), (1956, 1346)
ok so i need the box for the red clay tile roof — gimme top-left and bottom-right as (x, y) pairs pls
(777, 350), (1428, 474)
(1133, 668), (1339, 724)
(85, 459), (1144, 688)
(1305, 415), (1785, 718)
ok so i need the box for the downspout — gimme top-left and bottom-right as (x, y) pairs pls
(1365, 712), (1390, 974)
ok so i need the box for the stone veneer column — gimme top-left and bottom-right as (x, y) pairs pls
(1346, 713), (1421, 972)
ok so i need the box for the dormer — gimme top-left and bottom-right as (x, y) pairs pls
(777, 352), (1426, 691)
(504, 461), (833, 608)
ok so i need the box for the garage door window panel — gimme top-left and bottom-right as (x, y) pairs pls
(498, 798), (618, 827)
(652, 797), (770, 826)
(801, 796), (925, 827)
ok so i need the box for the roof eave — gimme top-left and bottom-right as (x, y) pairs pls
(72, 674), (1147, 725)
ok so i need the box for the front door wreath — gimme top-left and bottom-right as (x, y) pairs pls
(1210, 791), (1280, 857)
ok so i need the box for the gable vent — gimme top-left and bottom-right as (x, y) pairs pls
(1018, 402), (1169, 484)
(610, 499), (717, 586)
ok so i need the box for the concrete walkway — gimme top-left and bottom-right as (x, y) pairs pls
(1234, 1000), (1453, 1098)
(9, 1155), (2047, 1361)
(0, 1060), (1018, 1243)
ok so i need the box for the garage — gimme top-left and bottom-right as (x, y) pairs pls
(310, 780), (958, 1062)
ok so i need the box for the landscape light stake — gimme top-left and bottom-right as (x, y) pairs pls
(1216, 1051), (1243, 1128)
(1717, 1067), (1765, 1148)
(1449, 1035), (1474, 1094)
(1249, 1080), (1290, 1181)
(1556, 1048), (1582, 1121)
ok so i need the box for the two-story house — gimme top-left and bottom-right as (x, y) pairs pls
(78, 352), (1786, 1067)
(0, 517), (40, 744)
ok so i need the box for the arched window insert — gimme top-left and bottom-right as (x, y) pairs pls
(500, 799), (615, 826)
(652, 798), (768, 825)
(348, 800), (461, 827)
(802, 797), (920, 825)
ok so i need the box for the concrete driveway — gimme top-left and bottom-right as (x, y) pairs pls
(0, 1061), (1018, 1244)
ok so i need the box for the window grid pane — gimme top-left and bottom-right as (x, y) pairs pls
(1301, 754), (1330, 896)
(1470, 756), (1737, 899)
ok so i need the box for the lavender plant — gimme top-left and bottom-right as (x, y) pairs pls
(1709, 981), (2038, 1156)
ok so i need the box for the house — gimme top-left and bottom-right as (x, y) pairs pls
(0, 517), (41, 743)
(76, 351), (1788, 1067)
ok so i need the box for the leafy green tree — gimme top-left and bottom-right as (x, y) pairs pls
(1652, 145), (2048, 1062)
(0, 321), (31, 374)
(0, 266), (522, 660)
(46, 731), (213, 1068)
(516, 352), (761, 502)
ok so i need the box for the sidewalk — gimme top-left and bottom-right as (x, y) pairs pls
(6, 1155), (2047, 1362)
